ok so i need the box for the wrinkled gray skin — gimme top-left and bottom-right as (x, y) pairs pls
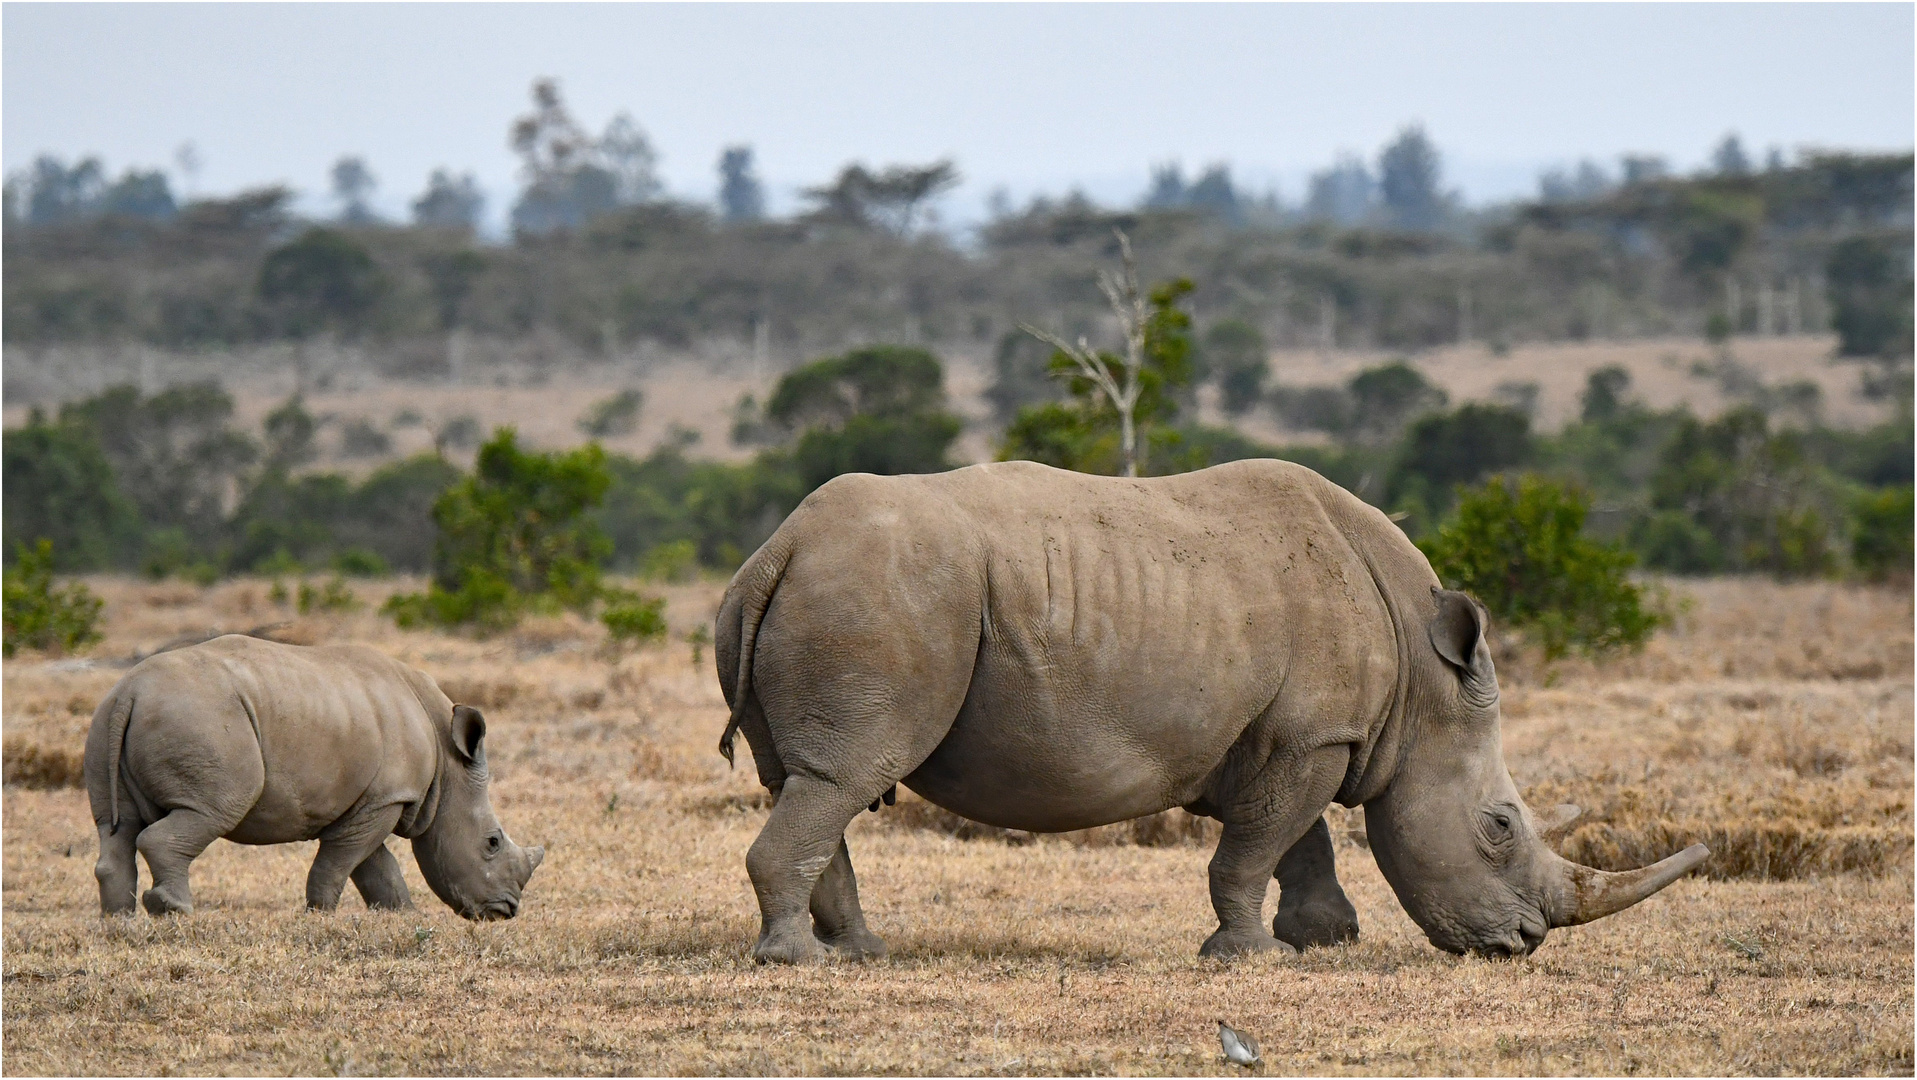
(84, 636), (544, 920)
(717, 459), (1707, 963)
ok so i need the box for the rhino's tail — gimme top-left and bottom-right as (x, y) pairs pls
(716, 532), (795, 768)
(84, 687), (137, 833)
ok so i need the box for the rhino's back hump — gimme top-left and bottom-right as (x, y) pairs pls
(804, 460), (1406, 830)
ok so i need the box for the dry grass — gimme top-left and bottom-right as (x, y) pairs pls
(3, 575), (1911, 1075)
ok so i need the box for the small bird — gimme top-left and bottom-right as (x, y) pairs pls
(1217, 1019), (1261, 1067)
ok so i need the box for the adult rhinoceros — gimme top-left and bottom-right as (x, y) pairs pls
(716, 459), (1706, 963)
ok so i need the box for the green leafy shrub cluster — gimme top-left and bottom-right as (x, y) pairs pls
(601, 591), (668, 644)
(1420, 476), (1665, 660)
(2, 385), (461, 577)
(1851, 485), (1914, 582)
(3, 540), (103, 658)
(385, 429), (611, 631)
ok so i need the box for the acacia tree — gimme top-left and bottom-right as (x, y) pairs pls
(1018, 231), (1189, 477)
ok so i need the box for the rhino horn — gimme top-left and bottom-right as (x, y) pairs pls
(1546, 844), (1709, 926)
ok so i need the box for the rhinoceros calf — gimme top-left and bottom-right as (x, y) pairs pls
(716, 459), (1707, 962)
(85, 635), (543, 919)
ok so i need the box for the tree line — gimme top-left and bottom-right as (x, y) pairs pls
(4, 78), (1909, 371)
(7, 324), (1909, 587)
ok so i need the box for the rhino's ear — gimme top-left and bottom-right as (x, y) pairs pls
(1428, 588), (1495, 700)
(450, 704), (488, 765)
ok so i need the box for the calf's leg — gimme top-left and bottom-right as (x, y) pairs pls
(809, 839), (886, 958)
(308, 806), (405, 911)
(95, 819), (144, 916)
(137, 808), (235, 915)
(1200, 744), (1349, 958)
(1271, 816), (1360, 949)
(349, 842), (414, 911)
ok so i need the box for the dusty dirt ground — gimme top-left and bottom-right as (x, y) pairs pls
(3, 575), (1912, 1075)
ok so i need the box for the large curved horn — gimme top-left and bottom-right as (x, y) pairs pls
(1546, 844), (1710, 927)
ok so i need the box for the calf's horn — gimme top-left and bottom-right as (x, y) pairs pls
(1547, 844), (1710, 927)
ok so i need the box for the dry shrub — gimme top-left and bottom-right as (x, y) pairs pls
(1062, 809), (1220, 848)
(875, 794), (1218, 848)
(436, 676), (523, 709)
(628, 738), (704, 783)
(3, 738), (84, 789)
(1562, 820), (1912, 880)
(687, 789), (771, 817)
(878, 796), (1035, 843)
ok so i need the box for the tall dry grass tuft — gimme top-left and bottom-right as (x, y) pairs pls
(2, 738), (84, 790)
(1561, 819), (1911, 880)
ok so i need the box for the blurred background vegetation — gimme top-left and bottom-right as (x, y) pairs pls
(4, 79), (1909, 640)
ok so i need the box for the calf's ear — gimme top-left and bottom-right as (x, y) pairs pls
(451, 704), (488, 765)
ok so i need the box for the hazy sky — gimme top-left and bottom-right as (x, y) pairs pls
(5, 3), (1911, 231)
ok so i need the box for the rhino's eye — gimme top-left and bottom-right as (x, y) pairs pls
(486, 834), (502, 856)
(1482, 811), (1514, 841)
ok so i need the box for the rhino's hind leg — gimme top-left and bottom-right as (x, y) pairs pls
(307, 806), (404, 912)
(136, 807), (235, 915)
(95, 819), (144, 916)
(1271, 816), (1359, 950)
(746, 775), (875, 964)
(348, 842), (414, 911)
(809, 839), (886, 959)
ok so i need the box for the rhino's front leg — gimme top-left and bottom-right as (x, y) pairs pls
(1199, 744), (1349, 959)
(809, 839), (886, 958)
(307, 806), (404, 912)
(349, 842), (415, 911)
(1271, 816), (1360, 950)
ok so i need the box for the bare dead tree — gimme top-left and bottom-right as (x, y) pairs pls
(1019, 230), (1152, 477)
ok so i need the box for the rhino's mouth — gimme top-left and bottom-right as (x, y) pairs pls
(474, 897), (519, 921)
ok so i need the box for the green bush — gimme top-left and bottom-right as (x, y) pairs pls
(2, 412), (141, 570)
(1852, 485), (1913, 581)
(330, 548), (391, 577)
(601, 591), (668, 645)
(1389, 403), (1535, 530)
(3, 540), (103, 658)
(766, 346), (965, 492)
(641, 539), (699, 583)
(297, 577), (361, 614)
(384, 428), (611, 631)
(1420, 475), (1664, 660)
(1638, 407), (1844, 578)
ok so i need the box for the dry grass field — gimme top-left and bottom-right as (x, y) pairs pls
(3, 574), (1911, 1075)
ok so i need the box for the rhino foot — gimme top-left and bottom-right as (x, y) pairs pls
(1198, 927), (1297, 959)
(814, 927), (888, 960)
(141, 884), (193, 916)
(1272, 898), (1360, 950)
(752, 927), (832, 965)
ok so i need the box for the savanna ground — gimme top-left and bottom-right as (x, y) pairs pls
(2, 574), (1911, 1075)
